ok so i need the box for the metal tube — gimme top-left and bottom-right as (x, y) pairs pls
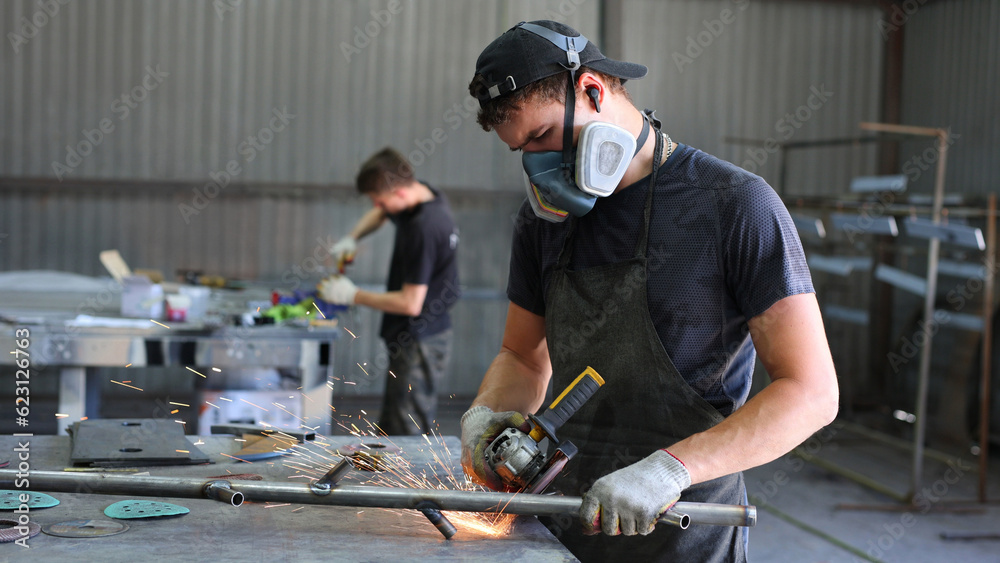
(910, 130), (949, 502)
(660, 509), (690, 529)
(0, 470), (755, 528)
(310, 458), (353, 495)
(204, 480), (244, 507)
(417, 502), (458, 539)
(979, 193), (996, 503)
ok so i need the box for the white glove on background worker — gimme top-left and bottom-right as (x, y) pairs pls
(316, 275), (358, 305)
(460, 406), (529, 491)
(328, 236), (358, 273)
(580, 449), (691, 536)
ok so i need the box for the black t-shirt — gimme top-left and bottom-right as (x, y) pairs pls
(507, 144), (813, 416)
(380, 185), (460, 344)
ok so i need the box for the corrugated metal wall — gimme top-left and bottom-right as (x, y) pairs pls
(901, 0), (999, 198)
(0, 0), (596, 189)
(621, 0), (884, 196)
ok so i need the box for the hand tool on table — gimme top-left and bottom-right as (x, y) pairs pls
(485, 366), (604, 494)
(211, 424), (314, 461)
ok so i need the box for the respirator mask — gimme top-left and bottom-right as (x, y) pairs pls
(523, 116), (650, 222)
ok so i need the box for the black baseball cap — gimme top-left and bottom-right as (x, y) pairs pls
(470, 20), (647, 106)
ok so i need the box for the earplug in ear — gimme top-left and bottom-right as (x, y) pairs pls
(586, 86), (601, 113)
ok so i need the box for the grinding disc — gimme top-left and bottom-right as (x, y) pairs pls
(335, 442), (401, 455)
(0, 490), (59, 510)
(43, 519), (129, 538)
(0, 518), (41, 542)
(337, 442), (401, 471)
(104, 500), (190, 520)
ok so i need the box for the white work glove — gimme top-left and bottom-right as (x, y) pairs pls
(316, 275), (358, 305)
(329, 236), (357, 273)
(460, 405), (529, 491)
(580, 449), (691, 536)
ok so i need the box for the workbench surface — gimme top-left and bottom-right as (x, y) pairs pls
(0, 435), (576, 562)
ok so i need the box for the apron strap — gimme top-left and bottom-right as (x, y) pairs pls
(635, 118), (664, 259)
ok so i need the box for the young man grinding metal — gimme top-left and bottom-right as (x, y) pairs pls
(459, 21), (838, 561)
(321, 148), (460, 436)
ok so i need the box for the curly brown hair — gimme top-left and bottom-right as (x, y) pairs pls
(470, 67), (631, 132)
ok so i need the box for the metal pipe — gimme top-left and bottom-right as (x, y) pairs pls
(417, 502), (458, 539)
(0, 470), (755, 528)
(660, 509), (690, 530)
(204, 480), (243, 507)
(310, 458), (352, 495)
(979, 193), (996, 503)
(910, 129), (949, 502)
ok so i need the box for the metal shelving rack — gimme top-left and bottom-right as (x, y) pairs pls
(761, 122), (997, 506)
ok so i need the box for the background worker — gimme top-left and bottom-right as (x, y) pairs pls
(459, 21), (839, 561)
(321, 147), (460, 436)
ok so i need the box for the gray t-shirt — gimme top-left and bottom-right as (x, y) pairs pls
(507, 144), (813, 416)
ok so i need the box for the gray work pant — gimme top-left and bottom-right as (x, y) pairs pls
(377, 329), (452, 436)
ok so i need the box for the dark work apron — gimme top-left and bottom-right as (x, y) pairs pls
(541, 131), (747, 562)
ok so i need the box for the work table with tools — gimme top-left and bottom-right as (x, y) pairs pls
(0, 434), (576, 561)
(0, 272), (341, 434)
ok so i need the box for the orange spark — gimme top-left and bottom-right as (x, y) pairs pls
(240, 398), (268, 412)
(312, 302), (326, 319)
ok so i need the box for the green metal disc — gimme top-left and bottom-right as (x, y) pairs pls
(104, 500), (190, 520)
(0, 490), (60, 509)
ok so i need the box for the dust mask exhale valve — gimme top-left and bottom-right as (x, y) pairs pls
(523, 118), (647, 222)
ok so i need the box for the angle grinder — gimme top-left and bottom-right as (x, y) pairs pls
(485, 366), (604, 493)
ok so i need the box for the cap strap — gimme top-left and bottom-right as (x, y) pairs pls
(518, 22), (587, 70)
(487, 75), (517, 100)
